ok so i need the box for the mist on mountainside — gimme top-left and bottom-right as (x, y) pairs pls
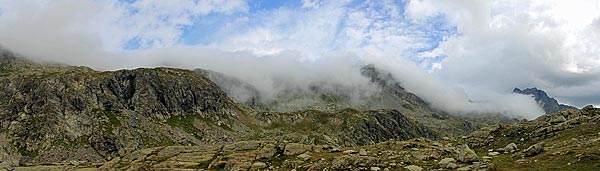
(0, 44), (544, 119)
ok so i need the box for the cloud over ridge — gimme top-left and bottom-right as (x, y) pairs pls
(3, 0), (599, 118)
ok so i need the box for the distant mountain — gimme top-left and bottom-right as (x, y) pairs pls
(513, 87), (576, 114)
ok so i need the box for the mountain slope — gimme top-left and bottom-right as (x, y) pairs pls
(465, 105), (600, 170)
(199, 65), (514, 138)
(0, 52), (253, 165)
(513, 87), (577, 114)
(247, 108), (438, 146)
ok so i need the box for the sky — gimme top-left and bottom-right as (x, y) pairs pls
(0, 0), (599, 118)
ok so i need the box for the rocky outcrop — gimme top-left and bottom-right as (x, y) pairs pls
(513, 87), (576, 114)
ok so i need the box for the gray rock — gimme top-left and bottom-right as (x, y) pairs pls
(404, 165), (423, 171)
(284, 143), (311, 156)
(297, 153), (312, 161)
(359, 149), (368, 156)
(457, 144), (479, 163)
(343, 150), (358, 155)
(330, 148), (342, 153)
(446, 163), (459, 169)
(457, 165), (475, 171)
(255, 144), (278, 159)
(482, 156), (493, 162)
(488, 152), (500, 156)
(438, 157), (456, 168)
(370, 167), (381, 171)
(523, 143), (544, 157)
(251, 162), (267, 169)
(504, 143), (518, 153)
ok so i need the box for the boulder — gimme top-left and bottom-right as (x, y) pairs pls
(255, 144), (278, 159)
(251, 162), (267, 170)
(488, 152), (500, 156)
(370, 167), (381, 171)
(457, 144), (479, 163)
(359, 149), (368, 156)
(284, 143), (311, 156)
(446, 163), (459, 169)
(297, 153), (312, 161)
(404, 165), (423, 171)
(343, 150), (358, 155)
(523, 143), (544, 157)
(438, 158), (456, 168)
(504, 143), (518, 153)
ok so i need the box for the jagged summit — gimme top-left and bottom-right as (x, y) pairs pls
(513, 87), (576, 114)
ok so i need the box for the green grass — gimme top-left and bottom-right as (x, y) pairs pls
(166, 115), (201, 133)
(165, 114), (234, 139)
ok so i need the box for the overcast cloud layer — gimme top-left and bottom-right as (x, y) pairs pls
(1, 0), (598, 118)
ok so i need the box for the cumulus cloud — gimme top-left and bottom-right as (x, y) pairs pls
(0, 0), (248, 56)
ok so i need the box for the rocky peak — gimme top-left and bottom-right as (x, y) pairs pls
(513, 87), (576, 114)
(360, 64), (429, 108)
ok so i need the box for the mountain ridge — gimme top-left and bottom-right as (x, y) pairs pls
(0, 50), (439, 167)
(513, 87), (577, 114)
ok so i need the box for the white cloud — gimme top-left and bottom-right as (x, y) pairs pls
(409, 0), (600, 107)
(0, 0), (249, 54)
(301, 0), (320, 9)
(107, 0), (248, 49)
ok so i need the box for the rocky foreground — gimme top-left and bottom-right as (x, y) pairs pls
(9, 138), (491, 171)
(3, 106), (598, 171)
